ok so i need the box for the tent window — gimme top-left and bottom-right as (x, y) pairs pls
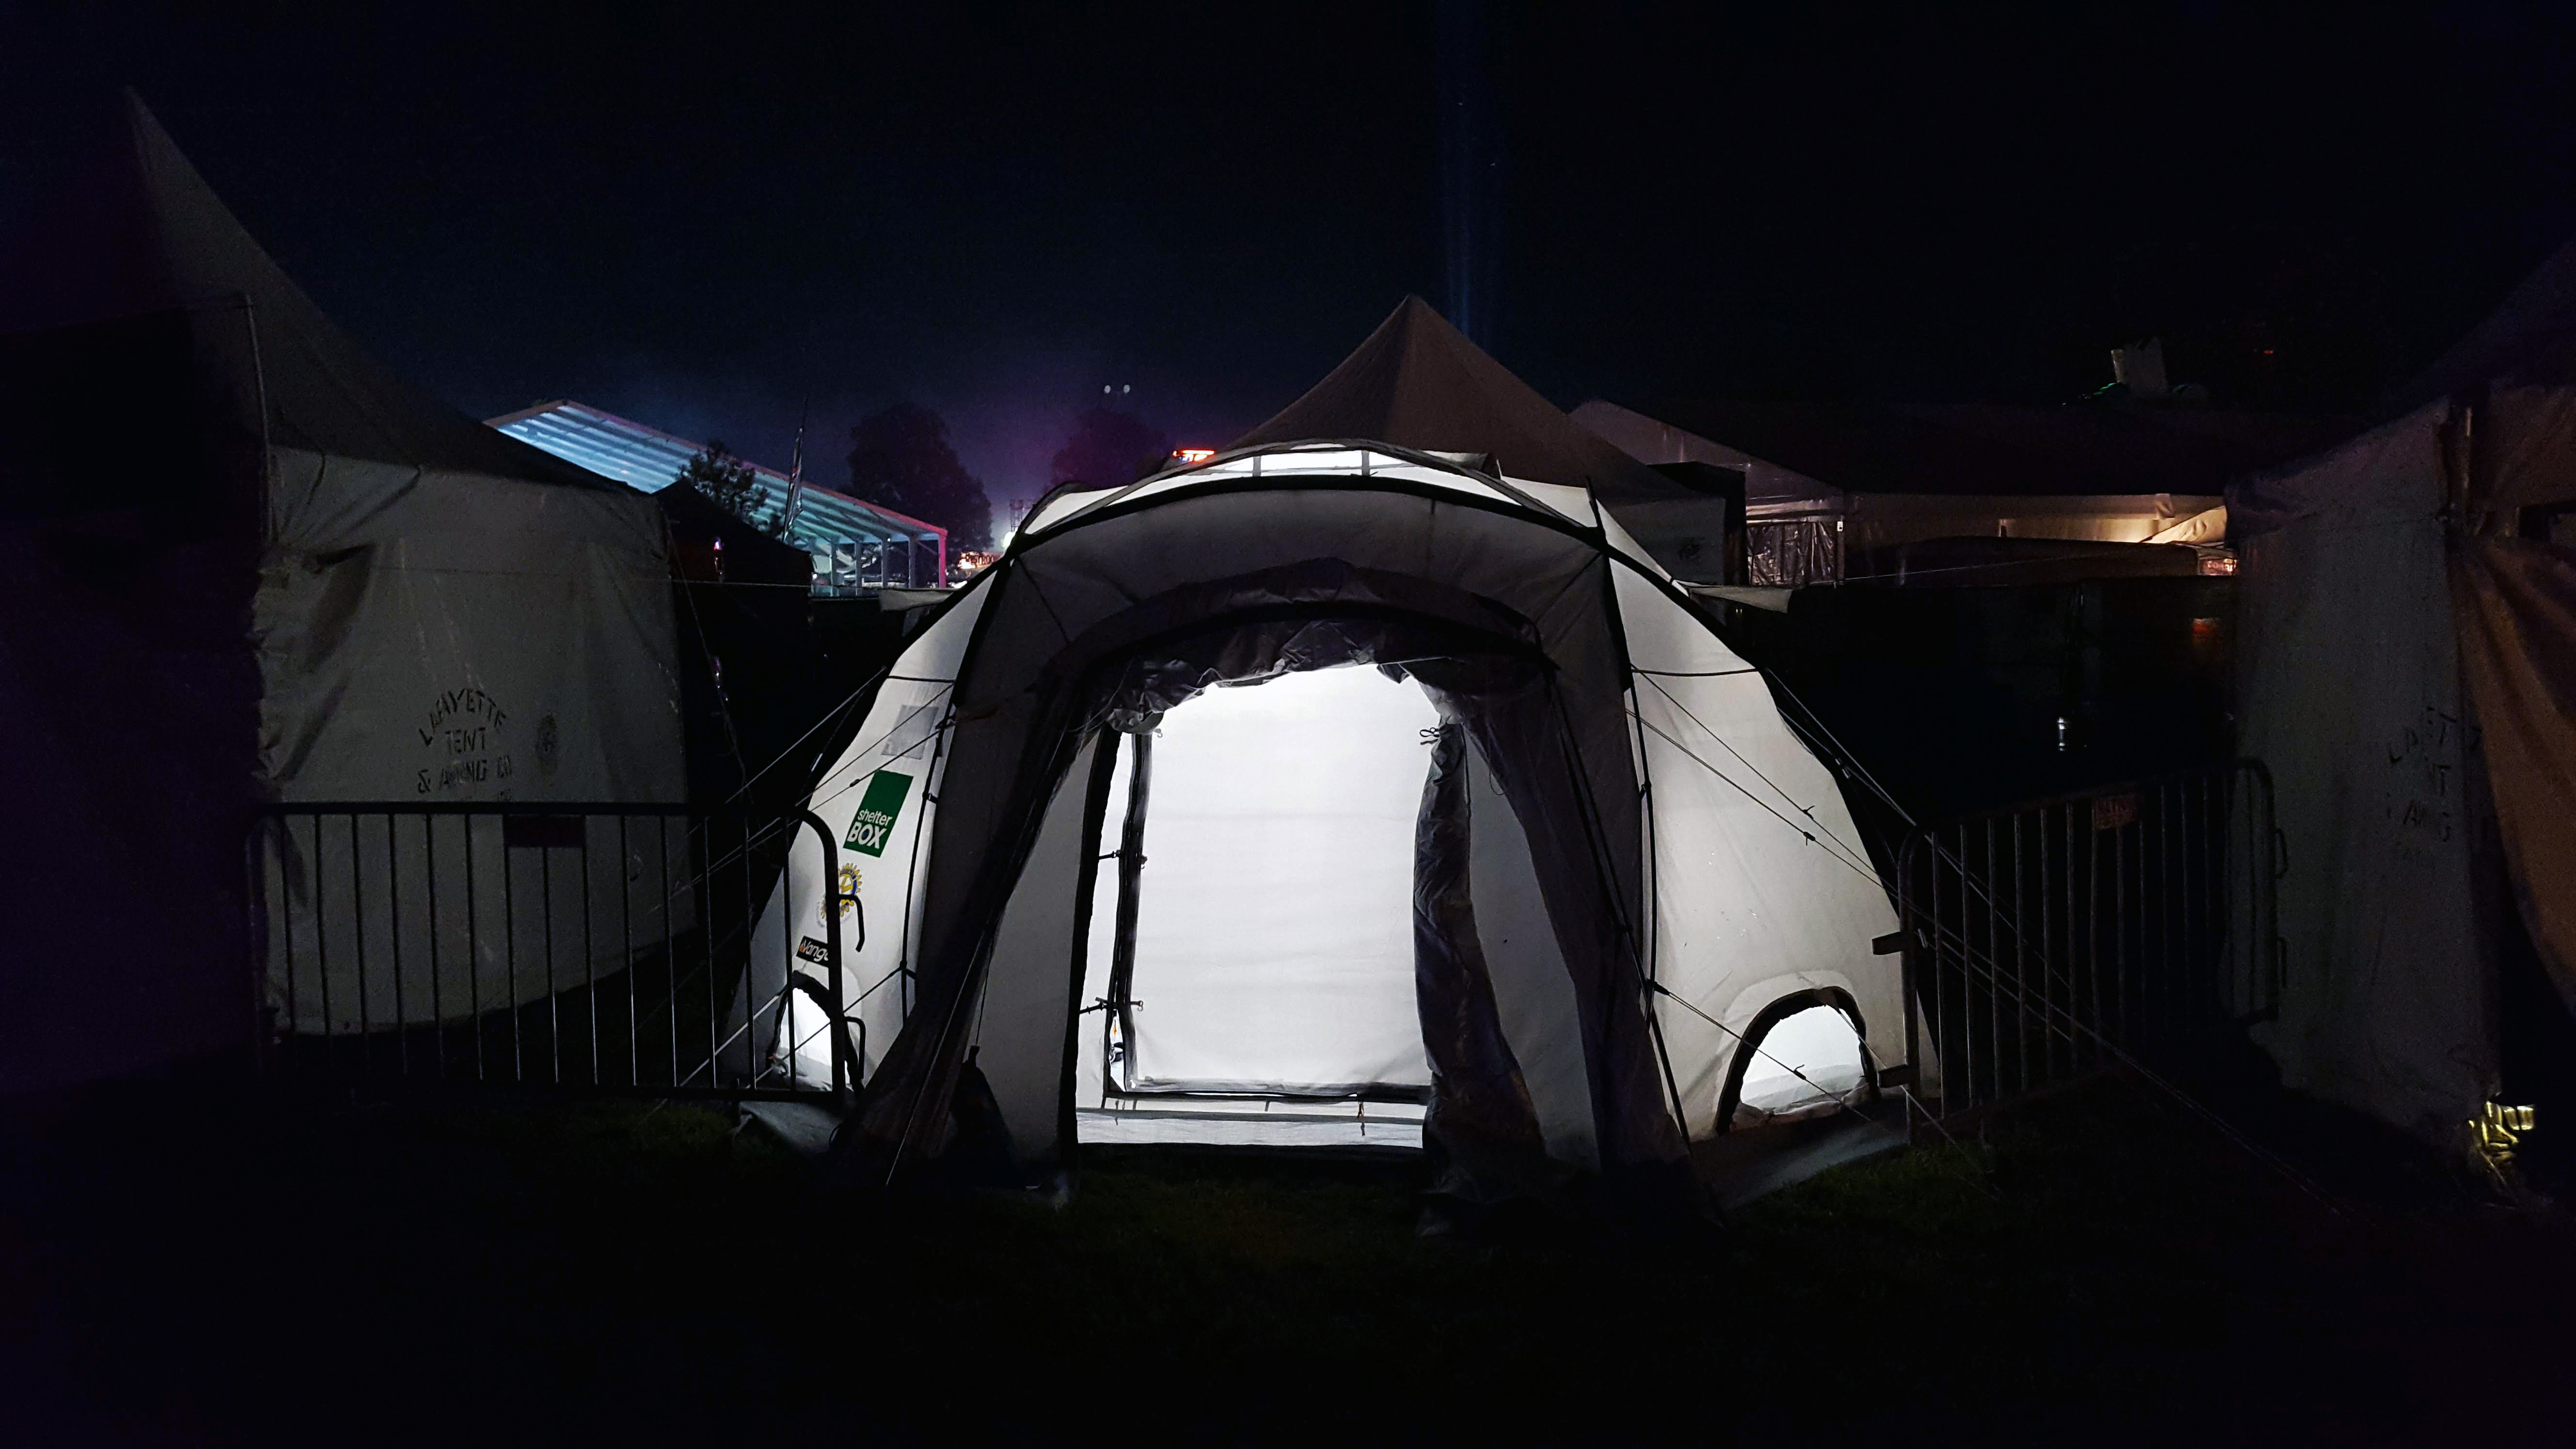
(1731, 1003), (1866, 1128)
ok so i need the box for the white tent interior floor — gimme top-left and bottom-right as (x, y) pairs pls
(1078, 1098), (1426, 1149)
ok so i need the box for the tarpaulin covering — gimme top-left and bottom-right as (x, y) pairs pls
(2455, 376), (2576, 1018)
(2232, 409), (2491, 1135)
(2232, 306), (2576, 1136)
(2453, 539), (2576, 1015)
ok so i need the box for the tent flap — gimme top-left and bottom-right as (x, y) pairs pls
(1414, 721), (1553, 1201)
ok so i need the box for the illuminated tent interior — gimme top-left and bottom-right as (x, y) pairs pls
(745, 303), (1902, 1202)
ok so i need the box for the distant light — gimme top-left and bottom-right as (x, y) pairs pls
(1171, 448), (1216, 465)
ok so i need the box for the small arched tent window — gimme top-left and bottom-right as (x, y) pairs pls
(1715, 988), (1873, 1131)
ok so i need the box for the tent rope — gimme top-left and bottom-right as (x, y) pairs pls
(1636, 672), (1877, 869)
(1626, 710), (1883, 883)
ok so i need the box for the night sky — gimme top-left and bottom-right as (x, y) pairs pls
(9, 2), (2576, 521)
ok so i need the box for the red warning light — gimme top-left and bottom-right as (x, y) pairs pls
(1171, 448), (1216, 465)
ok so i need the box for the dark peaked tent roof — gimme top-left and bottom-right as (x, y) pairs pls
(2394, 229), (2576, 413)
(0, 91), (612, 489)
(1234, 297), (1673, 503)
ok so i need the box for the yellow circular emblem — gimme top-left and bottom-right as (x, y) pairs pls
(820, 863), (861, 925)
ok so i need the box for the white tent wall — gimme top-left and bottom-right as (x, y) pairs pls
(746, 576), (995, 1088)
(257, 454), (684, 804)
(254, 447), (693, 1032)
(1609, 565), (1905, 1136)
(2234, 407), (2494, 1136)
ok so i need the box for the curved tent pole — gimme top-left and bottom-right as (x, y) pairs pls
(1024, 439), (1565, 540)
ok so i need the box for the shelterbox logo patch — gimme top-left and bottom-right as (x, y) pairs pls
(843, 769), (914, 857)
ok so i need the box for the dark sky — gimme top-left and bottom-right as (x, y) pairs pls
(9, 2), (2576, 515)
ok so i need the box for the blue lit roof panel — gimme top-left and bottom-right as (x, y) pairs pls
(487, 401), (945, 548)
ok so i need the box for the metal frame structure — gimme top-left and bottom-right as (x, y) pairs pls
(248, 801), (858, 1108)
(1889, 760), (2282, 1119)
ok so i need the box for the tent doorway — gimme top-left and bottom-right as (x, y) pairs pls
(1077, 665), (1441, 1147)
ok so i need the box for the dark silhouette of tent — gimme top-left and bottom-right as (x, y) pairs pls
(0, 95), (686, 1094)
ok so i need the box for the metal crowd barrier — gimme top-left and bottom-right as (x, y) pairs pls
(1892, 760), (2281, 1119)
(247, 802), (857, 1105)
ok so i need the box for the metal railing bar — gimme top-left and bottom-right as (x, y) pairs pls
(426, 815), (443, 1079)
(349, 813), (369, 1073)
(704, 821), (720, 1090)
(279, 818), (299, 1061)
(582, 823), (598, 1088)
(621, 816), (636, 1089)
(662, 816), (677, 1087)
(542, 840), (558, 1086)
(387, 813), (406, 1077)
(505, 823), (521, 1082)
(467, 816), (483, 1079)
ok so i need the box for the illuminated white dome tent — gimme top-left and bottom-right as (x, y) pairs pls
(747, 304), (1905, 1196)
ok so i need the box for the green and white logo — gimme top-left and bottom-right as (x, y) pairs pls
(843, 769), (914, 857)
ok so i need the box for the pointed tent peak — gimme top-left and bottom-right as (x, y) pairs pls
(1232, 296), (1673, 502)
(2393, 228), (2576, 413)
(2, 90), (610, 486)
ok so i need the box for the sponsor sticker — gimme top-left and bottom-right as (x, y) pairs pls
(819, 863), (860, 925)
(795, 936), (833, 967)
(843, 769), (915, 857)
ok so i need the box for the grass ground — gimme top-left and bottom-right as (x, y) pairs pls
(6, 1072), (2572, 1445)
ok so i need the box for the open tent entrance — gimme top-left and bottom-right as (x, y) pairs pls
(1075, 664), (1441, 1148)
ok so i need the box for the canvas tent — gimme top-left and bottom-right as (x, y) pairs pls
(0, 95), (687, 1094)
(2231, 233), (2576, 1143)
(747, 302), (1904, 1200)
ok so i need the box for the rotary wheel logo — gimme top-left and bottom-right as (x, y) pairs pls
(820, 863), (861, 925)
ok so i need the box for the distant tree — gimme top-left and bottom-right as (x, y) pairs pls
(675, 440), (784, 535)
(1050, 407), (1171, 489)
(846, 402), (994, 550)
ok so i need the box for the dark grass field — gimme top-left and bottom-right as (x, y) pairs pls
(6, 1073), (2572, 1445)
